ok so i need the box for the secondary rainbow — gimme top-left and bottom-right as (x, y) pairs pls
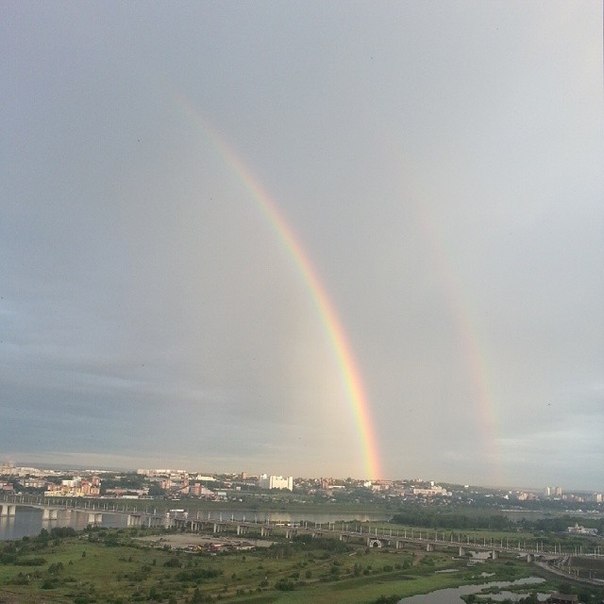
(176, 95), (382, 480)
(417, 202), (502, 477)
(395, 153), (503, 484)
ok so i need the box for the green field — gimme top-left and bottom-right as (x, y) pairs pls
(0, 525), (536, 604)
(0, 524), (601, 603)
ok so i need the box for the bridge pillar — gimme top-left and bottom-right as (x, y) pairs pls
(426, 543), (434, 552)
(395, 540), (403, 550)
(43, 508), (58, 520)
(458, 546), (465, 557)
(491, 550), (497, 560)
(0, 504), (16, 517)
(260, 526), (271, 537)
(237, 524), (246, 536)
(213, 523), (221, 534)
(88, 513), (102, 524)
(127, 514), (141, 527)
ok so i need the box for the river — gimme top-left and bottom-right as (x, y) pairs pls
(0, 507), (129, 540)
(398, 577), (547, 603)
(0, 507), (388, 541)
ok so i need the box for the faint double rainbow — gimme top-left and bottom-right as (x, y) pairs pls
(395, 155), (503, 485)
(176, 95), (382, 480)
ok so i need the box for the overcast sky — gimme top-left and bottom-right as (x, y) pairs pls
(2, 2), (602, 489)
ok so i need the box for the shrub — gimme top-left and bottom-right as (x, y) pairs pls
(7, 572), (30, 585)
(176, 568), (222, 582)
(51, 527), (76, 539)
(374, 596), (401, 604)
(163, 557), (182, 568)
(41, 578), (60, 589)
(15, 556), (47, 566)
(275, 578), (295, 591)
(48, 561), (64, 575)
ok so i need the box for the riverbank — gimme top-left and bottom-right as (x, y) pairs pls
(0, 525), (548, 604)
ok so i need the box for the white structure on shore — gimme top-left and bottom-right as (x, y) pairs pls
(258, 474), (293, 491)
(567, 523), (598, 536)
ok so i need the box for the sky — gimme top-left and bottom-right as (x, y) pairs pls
(1, 2), (603, 490)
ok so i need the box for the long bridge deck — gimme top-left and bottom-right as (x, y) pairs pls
(1, 494), (601, 562)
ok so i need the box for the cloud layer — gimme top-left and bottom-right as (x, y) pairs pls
(2, 2), (602, 488)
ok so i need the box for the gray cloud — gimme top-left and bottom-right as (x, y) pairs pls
(2, 2), (602, 488)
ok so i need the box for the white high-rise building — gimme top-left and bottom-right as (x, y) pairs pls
(258, 474), (293, 491)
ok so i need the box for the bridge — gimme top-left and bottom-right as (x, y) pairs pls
(0, 494), (168, 527)
(1, 494), (601, 563)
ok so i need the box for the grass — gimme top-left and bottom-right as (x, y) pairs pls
(0, 525), (572, 604)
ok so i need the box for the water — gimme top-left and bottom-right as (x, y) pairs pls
(198, 511), (389, 524)
(398, 577), (547, 603)
(0, 507), (128, 541)
(0, 507), (387, 541)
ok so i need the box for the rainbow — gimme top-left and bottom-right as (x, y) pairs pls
(175, 96), (382, 480)
(399, 164), (503, 485)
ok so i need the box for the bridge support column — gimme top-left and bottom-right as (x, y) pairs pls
(458, 546), (465, 557)
(43, 508), (58, 520)
(260, 526), (271, 537)
(395, 540), (403, 550)
(237, 524), (247, 536)
(0, 504), (16, 517)
(127, 514), (141, 527)
(426, 543), (434, 552)
(491, 550), (497, 560)
(88, 513), (102, 524)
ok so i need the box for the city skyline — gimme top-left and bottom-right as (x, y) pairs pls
(3, 460), (604, 499)
(2, 2), (603, 490)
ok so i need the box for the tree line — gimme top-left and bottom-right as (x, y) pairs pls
(391, 508), (604, 533)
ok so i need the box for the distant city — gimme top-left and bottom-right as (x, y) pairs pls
(1, 463), (602, 511)
(1, 461), (603, 602)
